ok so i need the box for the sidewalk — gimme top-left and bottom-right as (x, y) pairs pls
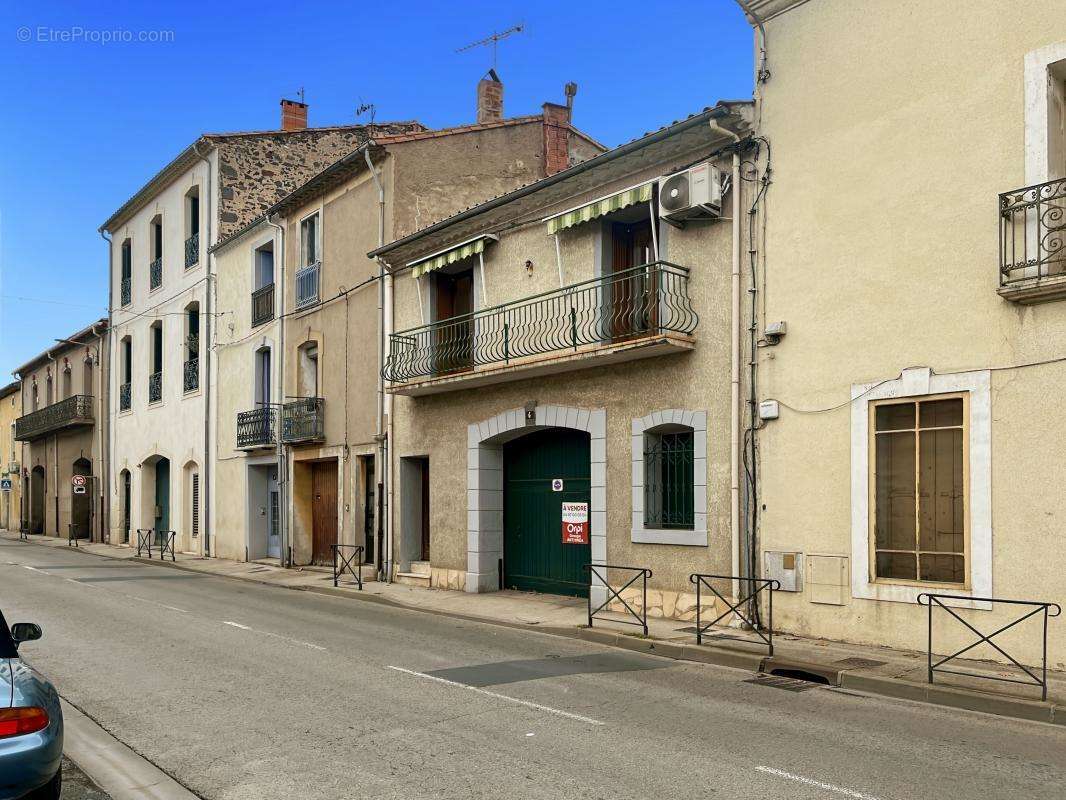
(6, 530), (1064, 726)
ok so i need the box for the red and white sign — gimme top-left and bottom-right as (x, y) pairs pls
(71, 475), (87, 488)
(561, 502), (589, 545)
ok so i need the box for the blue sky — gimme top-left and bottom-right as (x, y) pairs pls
(0, 0), (752, 373)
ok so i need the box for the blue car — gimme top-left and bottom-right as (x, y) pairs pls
(0, 611), (62, 800)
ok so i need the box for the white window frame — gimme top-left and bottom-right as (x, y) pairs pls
(851, 368), (991, 609)
(630, 409), (707, 546)
(1024, 42), (1066, 184)
(299, 209), (321, 268)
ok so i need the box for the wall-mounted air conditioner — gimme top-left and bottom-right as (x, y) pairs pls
(658, 161), (723, 223)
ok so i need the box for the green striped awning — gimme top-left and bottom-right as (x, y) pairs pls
(409, 237), (488, 279)
(546, 183), (654, 235)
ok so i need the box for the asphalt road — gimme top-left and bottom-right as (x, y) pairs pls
(2, 538), (1065, 800)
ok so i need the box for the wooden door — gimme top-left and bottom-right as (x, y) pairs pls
(311, 460), (338, 565)
(420, 459), (431, 561)
(610, 220), (656, 341)
(433, 269), (474, 374)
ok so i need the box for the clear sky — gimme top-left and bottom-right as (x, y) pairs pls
(0, 0), (753, 374)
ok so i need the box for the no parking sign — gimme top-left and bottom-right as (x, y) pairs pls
(561, 502), (589, 545)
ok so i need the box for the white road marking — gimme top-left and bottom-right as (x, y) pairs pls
(386, 665), (605, 726)
(66, 578), (102, 589)
(222, 620), (326, 651)
(223, 621), (251, 630)
(756, 766), (883, 800)
(22, 565), (45, 572)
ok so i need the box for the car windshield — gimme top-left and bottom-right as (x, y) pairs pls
(0, 611), (17, 658)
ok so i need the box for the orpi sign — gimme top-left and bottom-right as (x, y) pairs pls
(561, 501), (589, 545)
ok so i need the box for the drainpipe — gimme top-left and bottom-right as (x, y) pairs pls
(193, 140), (213, 557)
(264, 212), (287, 566)
(709, 120), (743, 601)
(101, 230), (113, 544)
(89, 321), (107, 543)
(364, 146), (392, 583)
(45, 349), (57, 536)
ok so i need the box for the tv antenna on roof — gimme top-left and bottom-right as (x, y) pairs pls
(456, 24), (524, 71)
(355, 101), (376, 125)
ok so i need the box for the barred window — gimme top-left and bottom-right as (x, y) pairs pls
(644, 426), (694, 530)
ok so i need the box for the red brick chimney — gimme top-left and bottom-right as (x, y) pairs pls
(280, 98), (308, 131)
(542, 82), (577, 176)
(476, 69), (504, 124)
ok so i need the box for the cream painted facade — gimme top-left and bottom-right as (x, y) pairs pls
(374, 105), (752, 618)
(0, 382), (22, 532)
(741, 0), (1066, 667)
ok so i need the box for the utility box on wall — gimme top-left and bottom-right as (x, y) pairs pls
(806, 555), (849, 605)
(764, 551), (803, 592)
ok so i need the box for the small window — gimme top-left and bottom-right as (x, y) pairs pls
(643, 425), (694, 530)
(185, 188), (200, 268)
(120, 239), (133, 306)
(300, 213), (319, 266)
(872, 395), (966, 585)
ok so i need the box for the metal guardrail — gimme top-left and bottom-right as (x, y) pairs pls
(136, 528), (153, 557)
(1000, 178), (1066, 284)
(67, 523), (89, 547)
(236, 406), (277, 448)
(136, 528), (176, 561)
(330, 544), (364, 590)
(185, 232), (200, 268)
(689, 574), (780, 655)
(383, 261), (698, 383)
(15, 395), (94, 441)
(252, 283), (275, 327)
(584, 564), (652, 636)
(917, 593), (1062, 701)
(281, 397), (324, 443)
(295, 262), (320, 309)
(150, 257), (163, 290)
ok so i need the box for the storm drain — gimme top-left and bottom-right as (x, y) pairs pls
(744, 673), (821, 692)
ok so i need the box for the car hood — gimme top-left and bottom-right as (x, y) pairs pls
(0, 657), (12, 709)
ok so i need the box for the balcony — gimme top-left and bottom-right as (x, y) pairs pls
(149, 257), (163, 291)
(383, 262), (698, 396)
(999, 178), (1066, 303)
(237, 406), (277, 449)
(15, 395), (94, 441)
(183, 358), (199, 393)
(185, 232), (200, 268)
(281, 398), (324, 444)
(252, 283), (275, 327)
(295, 262), (320, 309)
(121, 277), (131, 307)
(148, 371), (162, 404)
(119, 381), (131, 412)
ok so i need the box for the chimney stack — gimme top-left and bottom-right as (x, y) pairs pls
(542, 82), (576, 176)
(476, 69), (504, 124)
(280, 98), (308, 131)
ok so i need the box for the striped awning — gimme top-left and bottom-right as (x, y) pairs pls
(545, 183), (654, 235)
(409, 235), (493, 279)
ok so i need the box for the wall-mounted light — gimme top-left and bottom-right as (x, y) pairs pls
(525, 260), (534, 276)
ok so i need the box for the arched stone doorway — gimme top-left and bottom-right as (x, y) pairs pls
(119, 469), (132, 544)
(141, 455), (171, 535)
(466, 405), (606, 598)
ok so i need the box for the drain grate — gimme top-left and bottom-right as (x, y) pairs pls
(744, 673), (818, 693)
(835, 657), (886, 669)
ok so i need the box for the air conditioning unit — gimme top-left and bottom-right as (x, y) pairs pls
(658, 161), (723, 223)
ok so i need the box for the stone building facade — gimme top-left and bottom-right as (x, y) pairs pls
(0, 382), (22, 532)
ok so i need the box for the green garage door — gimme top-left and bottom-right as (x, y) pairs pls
(504, 428), (591, 597)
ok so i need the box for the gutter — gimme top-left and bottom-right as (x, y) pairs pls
(263, 213), (287, 566)
(193, 141), (213, 557)
(100, 234), (113, 544)
(368, 105), (737, 262)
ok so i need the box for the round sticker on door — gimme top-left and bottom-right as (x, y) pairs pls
(551, 478), (564, 492)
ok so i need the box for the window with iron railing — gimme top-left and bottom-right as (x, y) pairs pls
(119, 382), (131, 412)
(643, 428), (695, 530)
(252, 282), (275, 326)
(185, 232), (200, 269)
(183, 358), (199, 393)
(1000, 178), (1066, 286)
(295, 263), (320, 309)
(149, 257), (162, 290)
(236, 406), (277, 449)
(148, 371), (162, 404)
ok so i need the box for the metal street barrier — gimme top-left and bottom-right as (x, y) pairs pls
(584, 564), (652, 636)
(917, 593), (1062, 701)
(67, 523), (89, 547)
(155, 530), (176, 562)
(136, 528), (154, 558)
(689, 574), (780, 655)
(330, 544), (364, 590)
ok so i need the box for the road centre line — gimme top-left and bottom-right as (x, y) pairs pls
(386, 665), (605, 726)
(756, 766), (884, 800)
(222, 620), (327, 651)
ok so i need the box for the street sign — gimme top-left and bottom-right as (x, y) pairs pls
(551, 478), (564, 492)
(0, 479), (11, 492)
(73, 486), (87, 495)
(561, 501), (589, 544)
(71, 474), (87, 488)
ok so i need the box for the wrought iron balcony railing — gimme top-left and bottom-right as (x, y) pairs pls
(15, 394), (94, 441)
(148, 370), (163, 404)
(119, 381), (131, 412)
(185, 232), (200, 268)
(1000, 178), (1066, 285)
(149, 257), (163, 290)
(121, 277), (132, 307)
(383, 261), (697, 384)
(183, 358), (199, 393)
(295, 262), (320, 309)
(252, 282), (275, 327)
(281, 397), (324, 443)
(237, 406), (277, 449)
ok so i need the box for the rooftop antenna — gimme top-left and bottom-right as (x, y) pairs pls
(296, 86), (305, 104)
(456, 23), (524, 72)
(355, 101), (376, 125)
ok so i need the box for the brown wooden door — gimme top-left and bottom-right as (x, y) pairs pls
(311, 460), (338, 565)
(610, 221), (656, 341)
(433, 269), (474, 374)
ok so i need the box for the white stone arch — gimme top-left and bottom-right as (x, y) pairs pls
(466, 404), (606, 595)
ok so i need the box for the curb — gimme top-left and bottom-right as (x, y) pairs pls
(10, 534), (1061, 727)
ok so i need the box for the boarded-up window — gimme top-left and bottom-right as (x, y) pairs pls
(191, 473), (200, 538)
(873, 396), (965, 584)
